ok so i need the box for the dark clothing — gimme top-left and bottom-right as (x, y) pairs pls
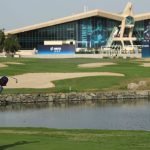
(0, 76), (8, 93)
(0, 76), (8, 86)
(0, 86), (3, 93)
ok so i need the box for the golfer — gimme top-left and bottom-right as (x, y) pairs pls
(0, 76), (8, 93)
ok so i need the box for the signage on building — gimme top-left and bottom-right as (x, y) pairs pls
(142, 40), (150, 58)
(142, 21), (150, 58)
(144, 21), (150, 40)
(37, 44), (75, 54)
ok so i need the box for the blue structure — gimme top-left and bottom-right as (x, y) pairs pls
(142, 40), (150, 57)
(37, 45), (75, 55)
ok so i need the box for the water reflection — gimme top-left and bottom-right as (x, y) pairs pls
(0, 103), (49, 112)
(0, 99), (150, 130)
(0, 99), (149, 112)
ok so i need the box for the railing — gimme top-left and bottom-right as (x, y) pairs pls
(101, 45), (142, 55)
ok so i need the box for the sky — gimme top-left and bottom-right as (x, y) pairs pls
(0, 0), (149, 31)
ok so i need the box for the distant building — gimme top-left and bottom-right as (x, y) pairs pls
(5, 2), (150, 54)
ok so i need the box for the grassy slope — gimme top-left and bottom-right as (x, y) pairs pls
(0, 128), (150, 150)
(0, 58), (150, 93)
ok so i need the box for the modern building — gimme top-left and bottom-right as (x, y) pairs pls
(5, 2), (150, 55)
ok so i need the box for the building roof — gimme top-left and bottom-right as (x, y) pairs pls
(5, 9), (123, 35)
(134, 13), (150, 21)
(5, 2), (150, 35)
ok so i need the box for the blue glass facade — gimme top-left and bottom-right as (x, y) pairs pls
(17, 21), (77, 49)
(78, 17), (120, 48)
(15, 16), (149, 50)
(133, 19), (150, 43)
(16, 17), (120, 50)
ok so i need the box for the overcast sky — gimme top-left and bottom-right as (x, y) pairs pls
(0, 0), (149, 31)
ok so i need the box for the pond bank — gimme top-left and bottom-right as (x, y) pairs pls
(0, 90), (150, 105)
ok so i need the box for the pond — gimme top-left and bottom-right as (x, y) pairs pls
(0, 99), (150, 130)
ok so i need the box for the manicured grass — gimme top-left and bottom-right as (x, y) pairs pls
(54, 76), (125, 92)
(0, 57), (150, 93)
(0, 128), (150, 150)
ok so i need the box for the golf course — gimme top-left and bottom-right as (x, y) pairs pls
(0, 57), (150, 93)
(0, 57), (150, 150)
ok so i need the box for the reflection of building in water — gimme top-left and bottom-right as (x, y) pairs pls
(5, 2), (150, 53)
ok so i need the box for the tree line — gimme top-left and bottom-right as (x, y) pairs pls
(0, 29), (20, 55)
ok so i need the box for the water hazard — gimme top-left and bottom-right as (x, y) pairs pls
(0, 99), (150, 130)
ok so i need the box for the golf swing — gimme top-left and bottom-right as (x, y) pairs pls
(0, 76), (18, 93)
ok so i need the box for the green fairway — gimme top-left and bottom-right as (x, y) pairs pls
(0, 57), (150, 93)
(0, 128), (150, 150)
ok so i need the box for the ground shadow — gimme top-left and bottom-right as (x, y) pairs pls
(0, 141), (39, 150)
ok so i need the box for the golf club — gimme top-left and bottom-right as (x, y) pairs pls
(9, 76), (18, 83)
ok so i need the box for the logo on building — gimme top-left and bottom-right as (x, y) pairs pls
(50, 47), (62, 53)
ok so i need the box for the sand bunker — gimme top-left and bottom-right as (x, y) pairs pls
(136, 58), (150, 62)
(4, 62), (24, 65)
(78, 62), (116, 68)
(6, 72), (124, 89)
(0, 64), (7, 68)
(141, 63), (150, 67)
(0, 62), (24, 68)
